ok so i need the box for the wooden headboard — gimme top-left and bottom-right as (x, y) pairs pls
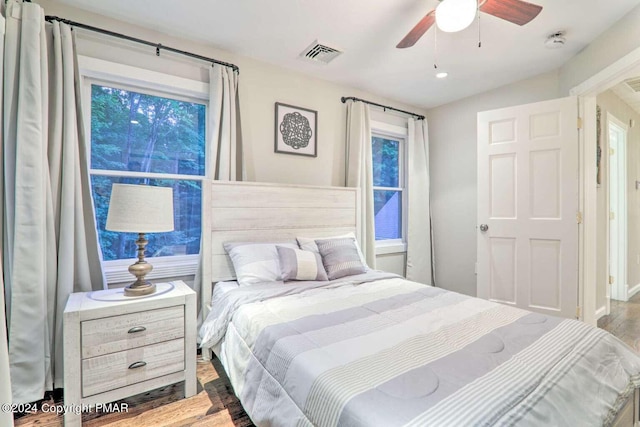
(200, 181), (360, 319)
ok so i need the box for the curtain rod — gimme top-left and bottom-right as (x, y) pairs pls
(341, 96), (425, 120)
(44, 15), (240, 74)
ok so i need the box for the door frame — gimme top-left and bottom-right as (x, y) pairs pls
(607, 113), (629, 302)
(570, 44), (640, 325)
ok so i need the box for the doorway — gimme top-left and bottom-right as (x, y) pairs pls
(570, 44), (640, 325)
(607, 114), (628, 302)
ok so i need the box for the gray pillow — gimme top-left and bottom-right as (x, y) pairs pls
(315, 237), (367, 280)
(276, 246), (328, 282)
(297, 232), (369, 270)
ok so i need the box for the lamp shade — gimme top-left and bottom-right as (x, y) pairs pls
(435, 0), (477, 33)
(106, 184), (174, 233)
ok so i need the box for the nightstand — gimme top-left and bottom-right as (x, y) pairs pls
(63, 281), (196, 427)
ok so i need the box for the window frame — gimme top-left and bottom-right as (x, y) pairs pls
(79, 56), (210, 283)
(370, 120), (408, 255)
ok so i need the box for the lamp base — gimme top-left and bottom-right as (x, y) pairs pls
(124, 233), (157, 297)
(124, 282), (157, 297)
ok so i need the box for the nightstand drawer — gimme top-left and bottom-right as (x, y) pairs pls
(82, 338), (184, 397)
(81, 306), (184, 358)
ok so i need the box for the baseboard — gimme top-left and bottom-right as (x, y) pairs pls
(628, 283), (640, 299)
(595, 306), (607, 320)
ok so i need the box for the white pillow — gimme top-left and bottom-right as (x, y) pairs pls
(223, 241), (298, 286)
(296, 232), (369, 269)
(276, 246), (328, 282)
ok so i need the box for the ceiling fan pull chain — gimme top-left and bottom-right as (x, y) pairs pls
(434, 25), (438, 69)
(477, 2), (482, 48)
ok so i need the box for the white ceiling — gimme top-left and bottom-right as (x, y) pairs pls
(52, 0), (640, 109)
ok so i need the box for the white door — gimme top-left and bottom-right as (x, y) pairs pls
(477, 97), (579, 319)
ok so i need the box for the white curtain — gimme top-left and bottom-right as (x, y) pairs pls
(48, 20), (105, 387)
(194, 64), (243, 327)
(208, 65), (243, 181)
(0, 5), (15, 425)
(406, 118), (434, 285)
(3, 0), (104, 403)
(346, 100), (376, 268)
(0, 259), (12, 426)
(4, 0), (53, 403)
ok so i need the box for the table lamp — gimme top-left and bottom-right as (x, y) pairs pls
(106, 184), (174, 296)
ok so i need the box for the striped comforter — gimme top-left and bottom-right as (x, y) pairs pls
(199, 272), (640, 427)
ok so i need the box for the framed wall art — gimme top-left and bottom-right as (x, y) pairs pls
(274, 102), (317, 157)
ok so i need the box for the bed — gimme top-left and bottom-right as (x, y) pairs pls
(198, 181), (640, 427)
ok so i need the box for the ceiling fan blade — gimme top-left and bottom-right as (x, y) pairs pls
(480, 0), (542, 26)
(396, 10), (436, 49)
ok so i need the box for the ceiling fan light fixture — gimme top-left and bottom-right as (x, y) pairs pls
(435, 0), (477, 33)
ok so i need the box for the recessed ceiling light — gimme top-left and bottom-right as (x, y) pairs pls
(436, 72), (449, 79)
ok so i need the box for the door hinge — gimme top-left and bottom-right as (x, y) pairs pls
(610, 148), (615, 156)
(576, 306), (582, 319)
(576, 211), (583, 224)
(610, 211), (616, 220)
(609, 275), (615, 285)
(577, 117), (583, 129)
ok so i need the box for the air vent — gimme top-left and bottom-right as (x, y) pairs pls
(625, 77), (640, 92)
(299, 40), (342, 64)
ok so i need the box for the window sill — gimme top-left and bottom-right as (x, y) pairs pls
(103, 254), (199, 284)
(375, 242), (407, 256)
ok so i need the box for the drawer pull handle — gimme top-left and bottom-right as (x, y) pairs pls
(128, 361), (147, 370)
(128, 326), (146, 334)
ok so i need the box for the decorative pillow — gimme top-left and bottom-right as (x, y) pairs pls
(276, 246), (328, 282)
(223, 241), (298, 286)
(297, 232), (369, 269)
(315, 237), (367, 280)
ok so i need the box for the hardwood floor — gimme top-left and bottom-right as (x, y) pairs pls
(598, 292), (640, 351)
(14, 356), (254, 427)
(14, 299), (640, 427)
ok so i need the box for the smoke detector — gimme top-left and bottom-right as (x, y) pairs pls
(299, 40), (343, 64)
(545, 31), (566, 49)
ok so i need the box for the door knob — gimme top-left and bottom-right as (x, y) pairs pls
(479, 224), (489, 232)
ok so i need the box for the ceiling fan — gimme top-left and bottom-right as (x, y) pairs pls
(397, 0), (543, 48)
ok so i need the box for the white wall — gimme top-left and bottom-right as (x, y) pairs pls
(559, 5), (640, 96)
(37, 0), (420, 277)
(427, 71), (560, 295)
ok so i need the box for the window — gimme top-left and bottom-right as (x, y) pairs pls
(81, 57), (209, 281)
(371, 122), (407, 253)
